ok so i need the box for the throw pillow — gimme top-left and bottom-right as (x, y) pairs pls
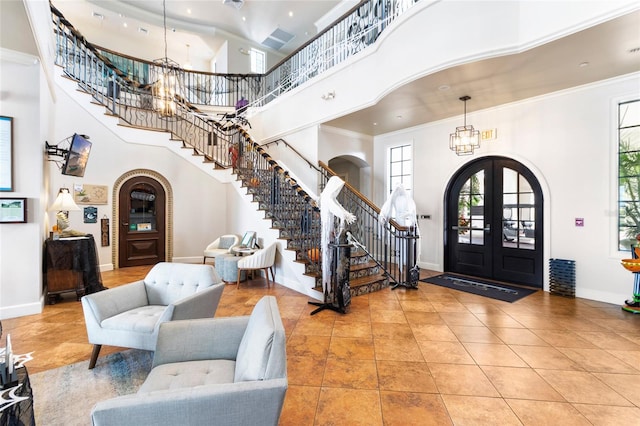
(218, 236), (235, 249)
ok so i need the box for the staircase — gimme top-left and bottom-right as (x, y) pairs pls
(50, 3), (418, 300)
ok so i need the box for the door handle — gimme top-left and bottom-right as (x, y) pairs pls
(122, 221), (129, 226)
(484, 224), (491, 232)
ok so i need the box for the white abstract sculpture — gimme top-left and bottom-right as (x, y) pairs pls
(379, 183), (417, 228)
(319, 176), (356, 303)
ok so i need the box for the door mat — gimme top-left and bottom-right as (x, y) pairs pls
(420, 274), (537, 303)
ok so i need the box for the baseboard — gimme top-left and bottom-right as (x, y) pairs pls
(0, 298), (44, 320)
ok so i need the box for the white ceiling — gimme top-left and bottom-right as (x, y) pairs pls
(49, 1), (640, 136)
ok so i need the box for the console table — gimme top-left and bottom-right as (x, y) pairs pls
(43, 235), (106, 304)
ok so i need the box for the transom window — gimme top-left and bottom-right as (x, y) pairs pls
(388, 144), (412, 194)
(618, 99), (640, 251)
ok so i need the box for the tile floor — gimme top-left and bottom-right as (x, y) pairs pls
(3, 265), (640, 425)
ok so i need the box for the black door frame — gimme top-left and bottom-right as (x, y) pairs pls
(444, 156), (544, 287)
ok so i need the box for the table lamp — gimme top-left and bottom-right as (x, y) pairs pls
(49, 187), (80, 233)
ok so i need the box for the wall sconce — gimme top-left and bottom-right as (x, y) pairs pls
(49, 188), (80, 233)
(449, 95), (480, 155)
(321, 90), (336, 100)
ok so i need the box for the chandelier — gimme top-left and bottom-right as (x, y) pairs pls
(449, 95), (480, 155)
(151, 0), (182, 118)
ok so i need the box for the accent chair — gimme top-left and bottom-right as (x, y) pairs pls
(81, 262), (225, 369)
(90, 296), (288, 426)
(203, 234), (240, 264)
(236, 242), (277, 288)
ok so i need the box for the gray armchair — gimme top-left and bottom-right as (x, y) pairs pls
(81, 262), (225, 369)
(90, 296), (288, 426)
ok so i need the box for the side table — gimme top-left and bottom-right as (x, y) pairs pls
(43, 235), (106, 304)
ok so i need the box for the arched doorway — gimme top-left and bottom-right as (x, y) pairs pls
(112, 170), (173, 268)
(445, 156), (544, 287)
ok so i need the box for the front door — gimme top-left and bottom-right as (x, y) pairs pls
(118, 176), (166, 267)
(445, 157), (543, 287)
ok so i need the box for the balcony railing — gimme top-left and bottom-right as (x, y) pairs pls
(52, 0), (420, 110)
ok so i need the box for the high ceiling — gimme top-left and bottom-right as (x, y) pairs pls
(48, 1), (640, 136)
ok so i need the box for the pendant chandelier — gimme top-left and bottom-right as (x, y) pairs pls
(449, 95), (480, 156)
(151, 0), (182, 118)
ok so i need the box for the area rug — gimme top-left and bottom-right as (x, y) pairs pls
(29, 349), (153, 426)
(420, 274), (537, 302)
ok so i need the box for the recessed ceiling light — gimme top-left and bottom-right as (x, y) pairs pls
(579, 61), (589, 67)
(289, 11), (293, 17)
(242, 16), (246, 21)
(123, 22), (128, 28)
(438, 84), (450, 91)
(92, 12), (104, 20)
(138, 27), (148, 34)
(187, 8), (192, 14)
(373, 122), (378, 126)
(397, 115), (403, 119)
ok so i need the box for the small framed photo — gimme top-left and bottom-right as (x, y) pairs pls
(137, 223), (152, 231)
(83, 206), (98, 223)
(0, 197), (26, 223)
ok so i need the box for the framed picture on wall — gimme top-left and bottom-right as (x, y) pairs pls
(0, 116), (13, 192)
(0, 197), (26, 223)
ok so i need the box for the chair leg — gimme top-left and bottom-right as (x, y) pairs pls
(89, 344), (102, 369)
(269, 266), (275, 283)
(237, 269), (241, 288)
(263, 268), (270, 287)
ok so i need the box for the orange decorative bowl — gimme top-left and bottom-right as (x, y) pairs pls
(621, 259), (640, 273)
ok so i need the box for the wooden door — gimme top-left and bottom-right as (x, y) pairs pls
(118, 176), (166, 267)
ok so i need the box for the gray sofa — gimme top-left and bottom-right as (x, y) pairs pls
(90, 296), (288, 426)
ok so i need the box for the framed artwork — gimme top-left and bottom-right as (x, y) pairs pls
(83, 206), (98, 223)
(0, 197), (26, 223)
(0, 116), (13, 192)
(74, 184), (108, 205)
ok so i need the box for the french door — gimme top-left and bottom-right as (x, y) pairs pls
(445, 157), (543, 287)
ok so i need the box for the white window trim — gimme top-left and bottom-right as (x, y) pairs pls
(610, 94), (639, 257)
(386, 141), (414, 196)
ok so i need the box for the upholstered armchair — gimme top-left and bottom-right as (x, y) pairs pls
(81, 262), (225, 369)
(90, 296), (288, 426)
(203, 234), (240, 264)
(237, 242), (277, 288)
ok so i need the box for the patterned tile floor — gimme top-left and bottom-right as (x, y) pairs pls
(4, 265), (640, 425)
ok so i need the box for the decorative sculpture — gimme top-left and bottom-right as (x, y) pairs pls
(379, 183), (420, 289)
(311, 176), (356, 314)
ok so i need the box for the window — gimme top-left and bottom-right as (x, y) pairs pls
(250, 48), (265, 74)
(618, 99), (640, 251)
(388, 144), (412, 194)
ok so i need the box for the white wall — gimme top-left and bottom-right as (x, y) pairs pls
(374, 73), (640, 305)
(253, 0), (639, 141)
(0, 58), (46, 319)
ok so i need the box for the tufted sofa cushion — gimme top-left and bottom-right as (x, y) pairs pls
(144, 262), (221, 306)
(139, 359), (236, 393)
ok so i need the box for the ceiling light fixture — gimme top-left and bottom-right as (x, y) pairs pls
(449, 95), (480, 156)
(223, 0), (244, 10)
(151, 0), (183, 118)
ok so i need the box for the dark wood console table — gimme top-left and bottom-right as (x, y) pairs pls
(43, 235), (106, 304)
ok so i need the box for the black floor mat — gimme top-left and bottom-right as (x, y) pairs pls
(420, 274), (537, 302)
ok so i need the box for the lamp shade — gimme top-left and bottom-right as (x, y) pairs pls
(49, 188), (80, 212)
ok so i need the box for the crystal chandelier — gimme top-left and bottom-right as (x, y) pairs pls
(449, 96), (480, 155)
(151, 0), (182, 118)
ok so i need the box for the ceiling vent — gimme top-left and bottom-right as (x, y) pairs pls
(223, 0), (244, 10)
(262, 28), (295, 50)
